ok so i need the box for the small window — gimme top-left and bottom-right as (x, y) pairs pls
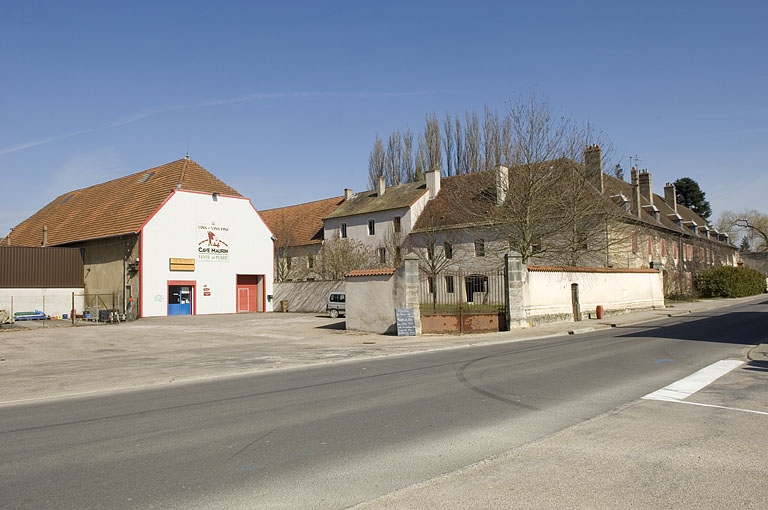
(368, 219), (375, 236)
(474, 239), (485, 257)
(427, 276), (434, 294)
(379, 247), (386, 263)
(394, 216), (401, 233)
(445, 275), (455, 294)
(307, 254), (314, 269)
(427, 242), (435, 261)
(340, 223), (347, 238)
(394, 246), (402, 266)
(444, 241), (453, 260)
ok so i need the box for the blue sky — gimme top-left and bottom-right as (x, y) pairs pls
(1, 1), (766, 238)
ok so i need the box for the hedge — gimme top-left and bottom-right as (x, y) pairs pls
(696, 266), (767, 298)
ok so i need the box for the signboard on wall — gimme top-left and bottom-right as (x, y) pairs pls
(197, 224), (230, 262)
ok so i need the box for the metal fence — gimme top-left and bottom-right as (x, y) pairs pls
(419, 269), (506, 314)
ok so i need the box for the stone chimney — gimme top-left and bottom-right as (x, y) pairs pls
(584, 145), (604, 194)
(496, 165), (509, 206)
(42, 226), (48, 247)
(630, 167), (641, 218)
(638, 169), (653, 203)
(426, 169), (441, 200)
(344, 188), (353, 200)
(378, 176), (386, 197)
(663, 182), (677, 213)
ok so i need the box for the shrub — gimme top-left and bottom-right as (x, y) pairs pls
(696, 266), (767, 298)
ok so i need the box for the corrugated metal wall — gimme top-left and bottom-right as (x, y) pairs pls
(0, 246), (84, 288)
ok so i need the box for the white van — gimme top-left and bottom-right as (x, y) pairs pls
(327, 291), (346, 318)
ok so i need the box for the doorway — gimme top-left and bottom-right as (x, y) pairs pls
(236, 274), (264, 312)
(168, 284), (194, 316)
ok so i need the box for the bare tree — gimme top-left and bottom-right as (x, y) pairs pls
(424, 113), (442, 173)
(454, 114), (465, 174)
(483, 106), (501, 170)
(443, 114), (455, 176)
(414, 133), (428, 181)
(320, 238), (378, 280)
(402, 128), (415, 183)
(718, 209), (768, 252)
(464, 111), (482, 173)
(368, 135), (385, 189)
(463, 93), (629, 265)
(385, 131), (403, 185)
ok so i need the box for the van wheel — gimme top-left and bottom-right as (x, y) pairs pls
(329, 309), (339, 319)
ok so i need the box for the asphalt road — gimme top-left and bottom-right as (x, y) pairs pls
(1, 300), (766, 509)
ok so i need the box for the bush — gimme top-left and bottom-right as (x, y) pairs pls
(696, 266), (767, 298)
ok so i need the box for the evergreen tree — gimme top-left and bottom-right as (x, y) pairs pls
(673, 177), (712, 221)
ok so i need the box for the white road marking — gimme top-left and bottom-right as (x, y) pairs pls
(675, 400), (768, 416)
(643, 359), (744, 402)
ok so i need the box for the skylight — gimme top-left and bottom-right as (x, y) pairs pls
(138, 171), (155, 183)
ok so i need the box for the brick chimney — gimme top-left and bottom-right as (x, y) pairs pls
(638, 169), (653, 203)
(496, 165), (509, 206)
(426, 169), (441, 200)
(344, 188), (353, 200)
(42, 226), (48, 247)
(663, 182), (677, 213)
(378, 176), (386, 197)
(584, 145), (604, 194)
(630, 167), (641, 218)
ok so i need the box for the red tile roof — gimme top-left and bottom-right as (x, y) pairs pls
(345, 268), (396, 277)
(260, 196), (345, 247)
(3, 158), (241, 247)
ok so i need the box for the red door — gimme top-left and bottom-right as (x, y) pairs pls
(238, 287), (250, 312)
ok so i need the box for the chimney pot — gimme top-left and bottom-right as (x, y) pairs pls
(378, 176), (386, 197)
(664, 182), (678, 213)
(638, 169), (653, 203)
(496, 165), (509, 206)
(426, 169), (441, 200)
(584, 145), (604, 194)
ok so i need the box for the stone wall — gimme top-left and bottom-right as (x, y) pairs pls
(273, 280), (344, 313)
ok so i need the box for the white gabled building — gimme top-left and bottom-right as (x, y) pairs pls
(3, 157), (274, 318)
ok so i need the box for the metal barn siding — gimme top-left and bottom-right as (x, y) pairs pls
(0, 246), (84, 288)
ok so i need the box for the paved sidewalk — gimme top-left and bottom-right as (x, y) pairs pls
(0, 294), (765, 405)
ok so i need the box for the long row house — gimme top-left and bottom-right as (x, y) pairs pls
(260, 145), (736, 298)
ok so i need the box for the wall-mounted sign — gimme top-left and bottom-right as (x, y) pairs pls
(197, 224), (230, 262)
(170, 258), (195, 271)
(203, 284), (211, 296)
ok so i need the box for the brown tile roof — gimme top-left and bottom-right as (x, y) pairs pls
(3, 158), (241, 247)
(260, 196), (345, 247)
(345, 268), (396, 277)
(325, 181), (428, 219)
(414, 165), (731, 247)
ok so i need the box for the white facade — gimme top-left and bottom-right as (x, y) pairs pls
(323, 194), (431, 255)
(139, 190), (274, 317)
(524, 268), (664, 321)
